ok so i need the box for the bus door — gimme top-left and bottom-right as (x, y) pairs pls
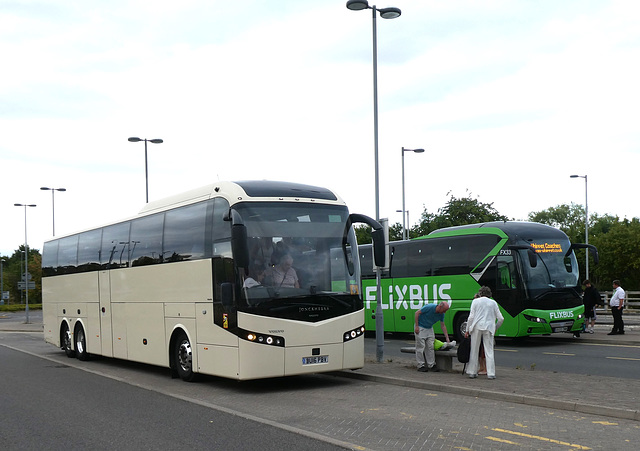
(494, 254), (523, 332)
(98, 270), (114, 357)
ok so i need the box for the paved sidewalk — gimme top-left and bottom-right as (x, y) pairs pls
(3, 309), (639, 422)
(339, 326), (640, 422)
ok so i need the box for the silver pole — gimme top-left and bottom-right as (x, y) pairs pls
(401, 147), (406, 240)
(585, 175), (589, 279)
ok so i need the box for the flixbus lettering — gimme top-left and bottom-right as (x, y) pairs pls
(549, 311), (574, 320)
(364, 283), (452, 309)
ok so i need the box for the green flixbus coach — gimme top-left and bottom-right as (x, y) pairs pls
(359, 221), (598, 341)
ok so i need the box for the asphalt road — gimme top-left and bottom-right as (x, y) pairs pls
(1, 330), (639, 450)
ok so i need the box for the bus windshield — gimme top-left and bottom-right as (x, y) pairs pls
(234, 202), (361, 321)
(518, 243), (579, 299)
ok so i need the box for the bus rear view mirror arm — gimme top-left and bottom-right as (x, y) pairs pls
(568, 243), (599, 265)
(348, 213), (385, 268)
(508, 244), (538, 268)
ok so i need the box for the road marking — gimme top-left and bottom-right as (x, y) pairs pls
(490, 427), (591, 450)
(606, 356), (640, 361)
(495, 348), (519, 352)
(578, 342), (640, 349)
(593, 421), (618, 426)
(486, 436), (520, 445)
(543, 352), (575, 356)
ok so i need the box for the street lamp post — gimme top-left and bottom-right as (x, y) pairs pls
(1, 258), (6, 305)
(128, 137), (163, 203)
(14, 203), (36, 323)
(570, 174), (589, 279)
(401, 147), (424, 240)
(347, 0), (401, 362)
(40, 186), (66, 236)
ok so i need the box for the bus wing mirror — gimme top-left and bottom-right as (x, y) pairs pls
(231, 224), (249, 270)
(349, 213), (386, 268)
(569, 243), (599, 265)
(508, 245), (538, 268)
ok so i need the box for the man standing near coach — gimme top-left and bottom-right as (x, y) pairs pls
(608, 280), (625, 335)
(414, 301), (451, 372)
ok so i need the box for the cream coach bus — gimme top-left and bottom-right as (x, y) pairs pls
(42, 181), (385, 381)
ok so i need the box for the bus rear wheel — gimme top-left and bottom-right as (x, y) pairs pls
(454, 312), (469, 343)
(75, 324), (90, 361)
(61, 323), (75, 358)
(174, 331), (197, 382)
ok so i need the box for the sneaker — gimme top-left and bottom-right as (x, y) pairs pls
(488, 375), (496, 380)
(429, 366), (440, 372)
(619, 331), (625, 334)
(469, 374), (477, 379)
(417, 366), (428, 372)
(607, 331), (617, 335)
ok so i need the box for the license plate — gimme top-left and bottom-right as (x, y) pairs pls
(553, 326), (568, 333)
(302, 355), (328, 365)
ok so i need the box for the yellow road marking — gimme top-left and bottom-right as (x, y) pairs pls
(491, 428), (591, 450)
(606, 356), (640, 361)
(543, 352), (575, 356)
(495, 348), (519, 352)
(486, 436), (520, 445)
(593, 421), (618, 425)
(514, 423), (528, 428)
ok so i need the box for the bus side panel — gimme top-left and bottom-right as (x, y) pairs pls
(196, 344), (239, 379)
(195, 303), (238, 347)
(124, 303), (167, 366)
(111, 303), (128, 360)
(362, 279), (396, 332)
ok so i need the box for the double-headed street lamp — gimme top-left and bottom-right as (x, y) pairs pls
(14, 203), (36, 323)
(401, 147), (424, 240)
(128, 137), (163, 203)
(570, 174), (589, 279)
(347, 0), (401, 363)
(40, 186), (66, 236)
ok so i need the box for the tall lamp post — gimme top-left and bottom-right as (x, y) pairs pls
(347, 0), (401, 362)
(1, 258), (6, 305)
(14, 203), (36, 323)
(401, 147), (424, 240)
(128, 137), (163, 203)
(40, 186), (66, 236)
(570, 174), (589, 279)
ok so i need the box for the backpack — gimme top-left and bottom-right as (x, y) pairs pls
(457, 336), (471, 363)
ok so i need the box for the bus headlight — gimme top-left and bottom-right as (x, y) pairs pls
(239, 329), (285, 347)
(523, 314), (547, 324)
(343, 325), (365, 342)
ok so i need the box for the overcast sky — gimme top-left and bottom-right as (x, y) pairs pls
(2, 0), (639, 257)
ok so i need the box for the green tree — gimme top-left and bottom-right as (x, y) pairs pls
(2, 246), (42, 305)
(415, 194), (509, 236)
(590, 219), (640, 290)
(528, 203), (586, 244)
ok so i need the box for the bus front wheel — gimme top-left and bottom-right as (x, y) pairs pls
(61, 323), (75, 358)
(454, 312), (469, 343)
(174, 331), (197, 382)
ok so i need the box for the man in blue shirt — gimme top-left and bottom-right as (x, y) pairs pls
(414, 301), (451, 372)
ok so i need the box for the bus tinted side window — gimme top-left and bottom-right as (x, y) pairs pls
(42, 240), (59, 277)
(101, 222), (131, 269)
(164, 201), (208, 262)
(358, 245), (375, 279)
(58, 235), (79, 275)
(77, 229), (102, 273)
(130, 213), (164, 267)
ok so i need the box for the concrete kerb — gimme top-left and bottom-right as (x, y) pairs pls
(333, 368), (640, 422)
